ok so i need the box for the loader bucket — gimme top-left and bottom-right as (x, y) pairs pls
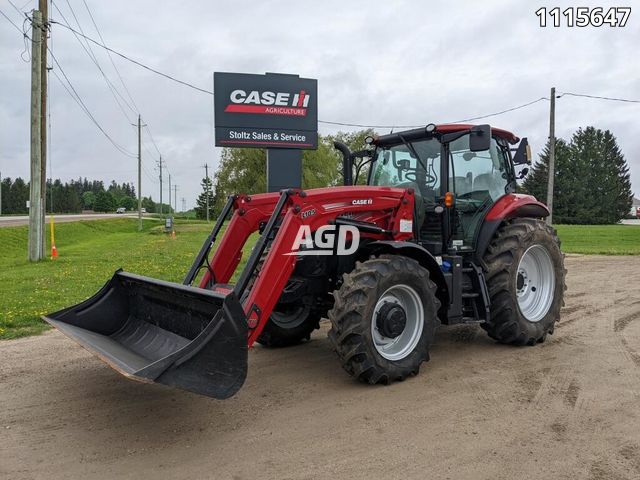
(43, 271), (248, 399)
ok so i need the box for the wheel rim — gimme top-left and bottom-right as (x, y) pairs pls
(516, 245), (556, 322)
(371, 284), (424, 361)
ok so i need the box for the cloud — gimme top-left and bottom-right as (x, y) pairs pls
(1, 0), (638, 209)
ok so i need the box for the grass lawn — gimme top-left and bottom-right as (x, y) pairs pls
(0, 218), (257, 340)
(555, 224), (640, 255)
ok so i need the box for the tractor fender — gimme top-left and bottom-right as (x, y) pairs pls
(359, 240), (449, 305)
(475, 194), (550, 261)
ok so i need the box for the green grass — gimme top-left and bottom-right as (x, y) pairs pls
(555, 224), (640, 255)
(0, 218), (257, 340)
(1, 219), (637, 340)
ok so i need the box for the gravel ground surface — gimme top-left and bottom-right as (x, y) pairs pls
(1, 255), (639, 480)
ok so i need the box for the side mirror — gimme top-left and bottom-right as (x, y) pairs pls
(469, 124), (491, 152)
(513, 138), (532, 165)
(517, 167), (529, 179)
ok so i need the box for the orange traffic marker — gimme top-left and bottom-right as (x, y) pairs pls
(50, 216), (58, 259)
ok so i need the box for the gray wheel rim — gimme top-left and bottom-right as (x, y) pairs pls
(371, 284), (424, 361)
(516, 245), (556, 322)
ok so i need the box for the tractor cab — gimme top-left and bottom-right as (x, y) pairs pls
(364, 124), (528, 256)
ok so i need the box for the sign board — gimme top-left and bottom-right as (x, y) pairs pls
(214, 72), (318, 149)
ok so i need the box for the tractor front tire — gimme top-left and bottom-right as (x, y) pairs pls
(328, 255), (440, 384)
(482, 218), (565, 345)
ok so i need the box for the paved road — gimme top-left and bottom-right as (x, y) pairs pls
(0, 213), (141, 228)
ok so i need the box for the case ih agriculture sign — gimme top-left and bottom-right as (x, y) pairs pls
(214, 72), (318, 149)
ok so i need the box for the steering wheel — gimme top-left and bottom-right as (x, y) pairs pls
(403, 170), (437, 184)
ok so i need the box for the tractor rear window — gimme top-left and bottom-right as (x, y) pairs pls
(448, 135), (509, 202)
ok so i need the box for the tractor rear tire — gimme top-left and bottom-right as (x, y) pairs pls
(328, 255), (440, 384)
(482, 218), (565, 345)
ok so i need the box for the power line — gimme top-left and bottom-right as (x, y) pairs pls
(49, 48), (137, 158)
(62, 0), (136, 115)
(143, 124), (162, 156)
(50, 19), (215, 95)
(317, 97), (550, 129)
(82, 0), (141, 114)
(558, 92), (640, 104)
(51, 0), (136, 124)
(0, 7), (25, 34)
(446, 97), (549, 123)
(6, 0), (26, 17)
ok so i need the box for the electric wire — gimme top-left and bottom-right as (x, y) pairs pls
(49, 48), (137, 158)
(50, 18), (638, 128)
(0, 6), (25, 34)
(143, 124), (162, 156)
(82, 0), (140, 114)
(61, 0), (136, 116)
(50, 19), (215, 95)
(51, 0), (135, 124)
(558, 92), (640, 104)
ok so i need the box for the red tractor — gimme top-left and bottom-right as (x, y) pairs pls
(44, 124), (565, 399)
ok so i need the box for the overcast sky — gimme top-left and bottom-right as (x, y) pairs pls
(1, 0), (638, 209)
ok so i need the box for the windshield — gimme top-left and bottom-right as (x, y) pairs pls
(371, 138), (442, 202)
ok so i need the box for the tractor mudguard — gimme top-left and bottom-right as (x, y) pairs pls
(43, 270), (248, 399)
(475, 194), (550, 261)
(360, 240), (449, 305)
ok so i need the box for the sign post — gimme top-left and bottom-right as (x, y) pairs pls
(214, 72), (318, 192)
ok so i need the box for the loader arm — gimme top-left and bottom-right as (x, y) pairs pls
(195, 186), (416, 347)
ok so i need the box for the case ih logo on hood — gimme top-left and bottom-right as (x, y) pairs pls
(225, 90), (311, 117)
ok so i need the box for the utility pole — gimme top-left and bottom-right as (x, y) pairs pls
(168, 173), (171, 214)
(28, 10), (43, 261)
(158, 155), (164, 216)
(39, 0), (48, 257)
(546, 86), (556, 225)
(181, 197), (186, 213)
(203, 163), (210, 221)
(134, 115), (147, 231)
(173, 185), (178, 214)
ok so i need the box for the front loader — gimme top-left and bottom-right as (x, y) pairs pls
(44, 123), (565, 398)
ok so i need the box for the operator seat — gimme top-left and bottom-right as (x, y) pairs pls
(474, 173), (501, 200)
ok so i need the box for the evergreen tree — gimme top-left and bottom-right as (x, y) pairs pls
(94, 191), (116, 212)
(82, 191), (96, 210)
(522, 127), (633, 224)
(195, 176), (215, 220)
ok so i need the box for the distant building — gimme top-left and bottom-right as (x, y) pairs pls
(631, 197), (640, 217)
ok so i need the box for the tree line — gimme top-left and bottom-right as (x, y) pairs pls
(0, 177), (173, 215)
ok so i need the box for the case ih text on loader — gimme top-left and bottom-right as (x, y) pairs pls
(44, 123), (566, 399)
